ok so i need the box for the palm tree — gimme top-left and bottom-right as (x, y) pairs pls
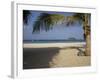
(73, 13), (91, 56)
(23, 10), (31, 25)
(32, 12), (91, 56)
(83, 14), (91, 56)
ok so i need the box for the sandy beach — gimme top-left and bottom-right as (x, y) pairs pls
(23, 42), (90, 69)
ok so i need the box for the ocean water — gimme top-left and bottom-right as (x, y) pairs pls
(23, 40), (86, 43)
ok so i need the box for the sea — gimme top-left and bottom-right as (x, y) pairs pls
(23, 40), (86, 43)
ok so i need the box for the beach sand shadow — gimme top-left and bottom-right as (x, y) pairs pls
(23, 47), (60, 69)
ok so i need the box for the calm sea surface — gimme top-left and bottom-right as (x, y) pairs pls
(23, 40), (85, 43)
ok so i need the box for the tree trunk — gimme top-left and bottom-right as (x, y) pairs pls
(84, 14), (91, 56)
(85, 34), (91, 56)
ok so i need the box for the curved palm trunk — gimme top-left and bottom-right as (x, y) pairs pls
(84, 14), (91, 56)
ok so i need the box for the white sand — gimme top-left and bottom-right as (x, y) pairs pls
(49, 48), (90, 67)
(23, 42), (86, 48)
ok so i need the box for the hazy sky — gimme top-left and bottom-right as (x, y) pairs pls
(23, 10), (84, 41)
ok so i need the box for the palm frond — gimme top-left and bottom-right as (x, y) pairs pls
(33, 12), (90, 34)
(33, 13), (64, 33)
(23, 10), (31, 25)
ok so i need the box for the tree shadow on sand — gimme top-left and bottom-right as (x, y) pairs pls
(23, 47), (60, 69)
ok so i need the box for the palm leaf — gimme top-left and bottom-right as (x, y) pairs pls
(33, 12), (90, 34)
(23, 10), (31, 25)
(33, 13), (64, 33)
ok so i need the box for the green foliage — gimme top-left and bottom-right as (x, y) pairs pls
(32, 12), (90, 33)
(33, 13), (64, 32)
(23, 10), (31, 25)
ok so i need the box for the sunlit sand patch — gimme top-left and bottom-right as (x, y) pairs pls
(49, 47), (90, 67)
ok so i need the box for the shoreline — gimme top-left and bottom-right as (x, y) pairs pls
(23, 42), (86, 48)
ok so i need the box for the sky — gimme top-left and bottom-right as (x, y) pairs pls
(23, 10), (85, 41)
